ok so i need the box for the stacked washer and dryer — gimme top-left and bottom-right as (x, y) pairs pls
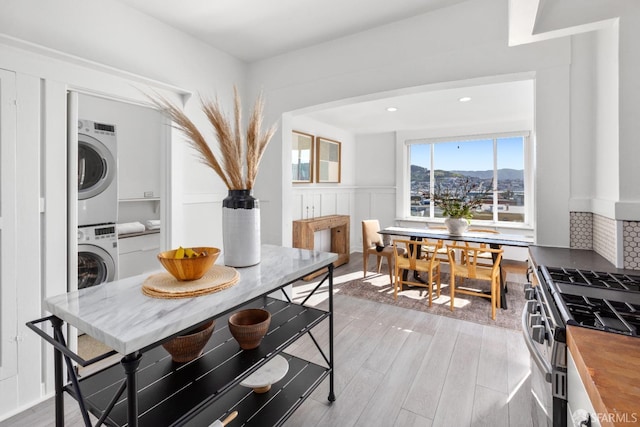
(77, 119), (119, 289)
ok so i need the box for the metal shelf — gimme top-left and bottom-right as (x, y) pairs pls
(68, 298), (331, 426)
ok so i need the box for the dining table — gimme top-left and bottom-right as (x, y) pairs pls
(378, 226), (533, 309)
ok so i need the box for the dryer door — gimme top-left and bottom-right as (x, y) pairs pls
(78, 245), (115, 289)
(78, 133), (116, 200)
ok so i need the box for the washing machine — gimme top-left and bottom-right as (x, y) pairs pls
(77, 119), (118, 226)
(77, 224), (118, 289)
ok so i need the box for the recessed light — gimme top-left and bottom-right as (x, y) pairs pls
(386, 107), (398, 112)
(458, 97), (472, 102)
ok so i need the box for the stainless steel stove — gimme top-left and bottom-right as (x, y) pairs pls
(523, 265), (640, 427)
(541, 267), (640, 337)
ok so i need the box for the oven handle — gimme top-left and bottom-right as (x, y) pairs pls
(522, 302), (553, 383)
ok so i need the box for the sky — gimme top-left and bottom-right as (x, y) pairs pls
(410, 136), (524, 171)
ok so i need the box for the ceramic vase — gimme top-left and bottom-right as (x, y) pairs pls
(222, 190), (260, 267)
(444, 217), (469, 236)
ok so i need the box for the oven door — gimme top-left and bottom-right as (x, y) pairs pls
(523, 298), (554, 426)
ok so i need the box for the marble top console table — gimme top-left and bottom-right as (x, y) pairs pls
(28, 245), (338, 427)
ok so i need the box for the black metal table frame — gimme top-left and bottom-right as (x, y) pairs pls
(379, 227), (531, 309)
(27, 263), (336, 427)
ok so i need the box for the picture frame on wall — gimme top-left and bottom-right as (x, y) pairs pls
(316, 137), (341, 183)
(292, 130), (314, 183)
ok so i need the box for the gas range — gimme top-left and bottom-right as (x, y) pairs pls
(540, 266), (640, 337)
(524, 264), (640, 427)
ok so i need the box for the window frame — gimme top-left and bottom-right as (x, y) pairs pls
(403, 131), (533, 228)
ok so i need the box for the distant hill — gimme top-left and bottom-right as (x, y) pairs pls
(411, 165), (523, 181)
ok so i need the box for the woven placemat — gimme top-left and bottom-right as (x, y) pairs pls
(142, 265), (240, 299)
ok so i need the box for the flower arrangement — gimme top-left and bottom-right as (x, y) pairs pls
(149, 86), (277, 190)
(430, 177), (492, 220)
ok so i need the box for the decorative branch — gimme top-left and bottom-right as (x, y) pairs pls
(430, 177), (493, 219)
(147, 86), (277, 190)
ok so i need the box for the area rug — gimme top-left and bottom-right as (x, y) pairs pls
(337, 272), (525, 331)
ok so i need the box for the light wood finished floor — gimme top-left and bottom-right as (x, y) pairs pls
(1, 253), (533, 427)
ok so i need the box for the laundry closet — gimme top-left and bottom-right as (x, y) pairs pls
(76, 93), (167, 290)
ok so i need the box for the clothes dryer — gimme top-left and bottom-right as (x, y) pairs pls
(77, 119), (118, 226)
(77, 224), (118, 289)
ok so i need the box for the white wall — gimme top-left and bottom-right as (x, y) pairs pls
(593, 26), (620, 208)
(353, 133), (398, 249)
(516, 0), (640, 219)
(355, 132), (396, 187)
(0, 0), (246, 419)
(249, 0), (572, 247)
(288, 116), (357, 247)
(569, 31), (597, 209)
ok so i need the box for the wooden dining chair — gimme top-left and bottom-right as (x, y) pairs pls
(422, 225), (450, 262)
(393, 239), (442, 307)
(462, 228), (500, 264)
(362, 220), (401, 284)
(446, 243), (503, 320)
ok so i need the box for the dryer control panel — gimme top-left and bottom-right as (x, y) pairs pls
(78, 225), (116, 242)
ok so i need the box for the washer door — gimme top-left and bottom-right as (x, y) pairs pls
(78, 133), (116, 200)
(78, 245), (115, 289)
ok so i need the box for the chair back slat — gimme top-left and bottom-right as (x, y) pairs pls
(393, 239), (441, 271)
(446, 243), (503, 279)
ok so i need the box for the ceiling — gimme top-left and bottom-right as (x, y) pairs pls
(116, 0), (533, 134)
(303, 80), (534, 134)
(116, 0), (468, 63)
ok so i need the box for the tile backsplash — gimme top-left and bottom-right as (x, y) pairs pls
(593, 214), (617, 266)
(569, 212), (593, 250)
(623, 221), (640, 270)
(570, 212), (640, 270)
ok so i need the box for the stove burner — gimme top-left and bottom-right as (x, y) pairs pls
(543, 268), (640, 337)
(546, 267), (640, 292)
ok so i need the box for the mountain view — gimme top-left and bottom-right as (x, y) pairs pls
(410, 165), (523, 182)
(409, 165), (525, 222)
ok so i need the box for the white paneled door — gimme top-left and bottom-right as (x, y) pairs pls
(0, 68), (18, 384)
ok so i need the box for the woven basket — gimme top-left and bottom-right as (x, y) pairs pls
(162, 320), (215, 362)
(228, 309), (271, 350)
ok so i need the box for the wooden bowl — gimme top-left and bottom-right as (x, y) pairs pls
(162, 320), (215, 363)
(228, 309), (271, 350)
(157, 247), (220, 281)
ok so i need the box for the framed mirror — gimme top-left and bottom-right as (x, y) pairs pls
(292, 131), (314, 183)
(316, 137), (341, 183)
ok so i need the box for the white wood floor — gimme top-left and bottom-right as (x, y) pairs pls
(1, 254), (533, 427)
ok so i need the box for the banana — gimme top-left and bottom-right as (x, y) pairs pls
(173, 246), (208, 259)
(174, 246), (185, 259)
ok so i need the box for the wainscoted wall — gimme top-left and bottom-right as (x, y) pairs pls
(623, 221), (640, 269)
(569, 212), (593, 249)
(570, 212), (640, 270)
(291, 186), (396, 252)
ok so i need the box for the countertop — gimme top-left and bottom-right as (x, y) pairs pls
(530, 246), (640, 426)
(567, 326), (640, 427)
(44, 245), (338, 355)
(528, 245), (639, 275)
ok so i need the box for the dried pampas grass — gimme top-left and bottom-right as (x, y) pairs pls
(149, 86), (277, 190)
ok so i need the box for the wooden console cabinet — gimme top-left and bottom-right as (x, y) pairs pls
(292, 215), (350, 280)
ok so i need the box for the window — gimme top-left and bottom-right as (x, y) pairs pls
(408, 133), (530, 225)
